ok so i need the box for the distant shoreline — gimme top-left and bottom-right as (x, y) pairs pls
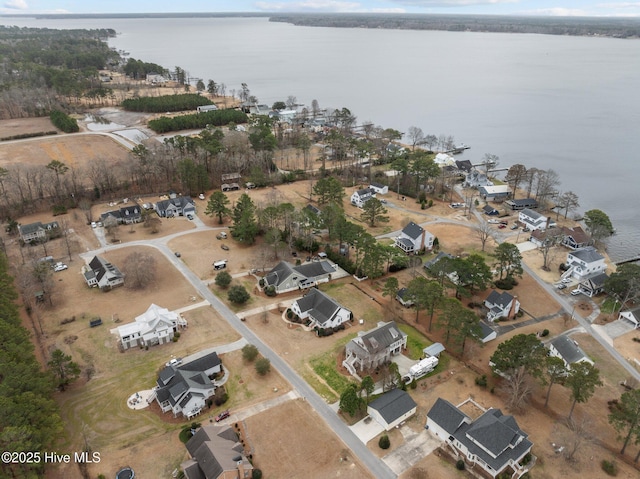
(1, 12), (639, 39)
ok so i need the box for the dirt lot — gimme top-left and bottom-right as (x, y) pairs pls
(0, 117), (59, 138)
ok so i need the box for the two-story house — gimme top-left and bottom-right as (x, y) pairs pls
(565, 246), (607, 281)
(426, 397), (534, 479)
(83, 256), (125, 290)
(290, 288), (351, 329)
(343, 321), (408, 375)
(519, 208), (554, 231)
(350, 187), (375, 208)
(394, 221), (434, 254)
(18, 221), (59, 244)
(155, 352), (222, 419)
(262, 260), (336, 294)
(112, 304), (187, 350)
(547, 335), (593, 370)
(155, 196), (196, 218)
(484, 290), (520, 322)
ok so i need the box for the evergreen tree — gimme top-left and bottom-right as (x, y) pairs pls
(231, 193), (259, 244)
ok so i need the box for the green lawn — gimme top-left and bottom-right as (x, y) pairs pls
(398, 323), (431, 359)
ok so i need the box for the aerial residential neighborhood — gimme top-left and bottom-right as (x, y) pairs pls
(1, 27), (639, 479)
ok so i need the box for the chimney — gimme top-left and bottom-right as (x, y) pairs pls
(508, 295), (518, 320)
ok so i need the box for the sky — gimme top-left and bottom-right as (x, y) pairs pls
(1, 0), (640, 17)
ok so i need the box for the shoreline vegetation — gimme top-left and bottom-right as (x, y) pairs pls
(2, 12), (640, 39)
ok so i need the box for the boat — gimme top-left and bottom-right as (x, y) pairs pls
(451, 143), (470, 154)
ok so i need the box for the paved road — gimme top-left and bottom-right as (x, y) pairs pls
(84, 228), (396, 478)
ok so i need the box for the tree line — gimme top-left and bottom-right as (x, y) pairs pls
(148, 109), (248, 133)
(122, 93), (214, 113)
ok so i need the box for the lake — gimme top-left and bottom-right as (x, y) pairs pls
(2, 15), (639, 262)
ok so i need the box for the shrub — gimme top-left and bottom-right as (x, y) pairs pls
(228, 285), (250, 304)
(456, 459), (465, 470)
(252, 469), (262, 479)
(215, 271), (232, 288)
(214, 393), (229, 406)
(494, 279), (514, 290)
(601, 460), (618, 476)
(50, 109), (79, 133)
(286, 309), (293, 319)
(255, 357), (271, 376)
(410, 378), (417, 390)
(378, 434), (390, 449)
(475, 375), (488, 387)
(174, 332), (181, 339)
(52, 204), (67, 216)
(521, 453), (532, 466)
(540, 329), (550, 337)
(242, 344), (259, 362)
(264, 285), (277, 297)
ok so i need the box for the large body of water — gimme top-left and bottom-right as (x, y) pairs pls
(2, 15), (639, 262)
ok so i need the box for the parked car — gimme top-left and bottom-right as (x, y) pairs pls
(488, 219), (500, 224)
(91, 221), (97, 228)
(510, 223), (519, 230)
(165, 357), (183, 367)
(379, 198), (387, 204)
(522, 227), (531, 232)
(198, 193), (205, 200)
(221, 244), (229, 251)
(53, 262), (68, 272)
(498, 224), (507, 229)
(499, 220), (509, 225)
(245, 182), (256, 189)
(561, 278), (573, 284)
(571, 289), (582, 296)
(174, 252), (181, 257)
(186, 214), (194, 220)
(556, 283), (567, 290)
(215, 410), (230, 422)
(216, 232), (227, 240)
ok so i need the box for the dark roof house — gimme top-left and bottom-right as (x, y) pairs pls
(262, 260), (335, 294)
(83, 256), (125, 291)
(368, 388), (417, 430)
(291, 287), (351, 329)
(548, 336), (593, 369)
(182, 424), (253, 479)
(343, 321), (407, 375)
(426, 398), (534, 478)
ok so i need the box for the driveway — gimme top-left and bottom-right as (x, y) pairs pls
(382, 427), (441, 476)
(350, 416), (385, 443)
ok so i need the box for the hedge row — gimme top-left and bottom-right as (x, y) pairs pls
(1, 130), (57, 141)
(50, 109), (79, 133)
(148, 109), (248, 134)
(122, 93), (214, 113)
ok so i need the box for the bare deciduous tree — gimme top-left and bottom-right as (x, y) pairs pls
(474, 221), (493, 252)
(122, 251), (157, 290)
(499, 366), (535, 412)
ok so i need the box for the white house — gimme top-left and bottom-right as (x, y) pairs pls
(426, 398), (534, 479)
(368, 389), (417, 430)
(343, 321), (407, 375)
(112, 304), (187, 350)
(519, 208), (553, 231)
(83, 256), (125, 291)
(262, 260), (336, 294)
(548, 335), (593, 369)
(619, 306), (640, 329)
(350, 187), (376, 208)
(290, 288), (351, 329)
(155, 352), (222, 419)
(18, 221), (59, 244)
(394, 221), (434, 254)
(565, 246), (607, 281)
(434, 153), (455, 167)
(484, 290), (520, 322)
(478, 322), (497, 343)
(369, 182), (388, 195)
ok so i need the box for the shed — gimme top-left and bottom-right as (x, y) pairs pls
(423, 343), (445, 358)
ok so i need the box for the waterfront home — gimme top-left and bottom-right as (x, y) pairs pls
(565, 247), (607, 281)
(505, 198), (538, 211)
(479, 185), (511, 201)
(519, 208), (554, 231)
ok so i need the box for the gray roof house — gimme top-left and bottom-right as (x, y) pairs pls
(484, 290), (520, 322)
(395, 287), (414, 307)
(548, 336), (593, 369)
(101, 205), (143, 225)
(395, 221), (434, 254)
(505, 198), (538, 211)
(368, 388), (417, 430)
(83, 256), (125, 290)
(350, 187), (375, 208)
(426, 398), (534, 478)
(156, 196), (196, 217)
(566, 246), (607, 281)
(343, 321), (407, 375)
(619, 306), (640, 329)
(290, 288), (351, 329)
(182, 424), (253, 479)
(18, 221), (59, 244)
(155, 352), (222, 419)
(577, 272), (609, 297)
(262, 260), (336, 294)
(519, 208), (553, 231)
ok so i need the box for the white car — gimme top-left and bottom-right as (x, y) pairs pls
(165, 358), (183, 367)
(53, 262), (68, 272)
(198, 193), (205, 200)
(571, 289), (582, 296)
(487, 219), (500, 224)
